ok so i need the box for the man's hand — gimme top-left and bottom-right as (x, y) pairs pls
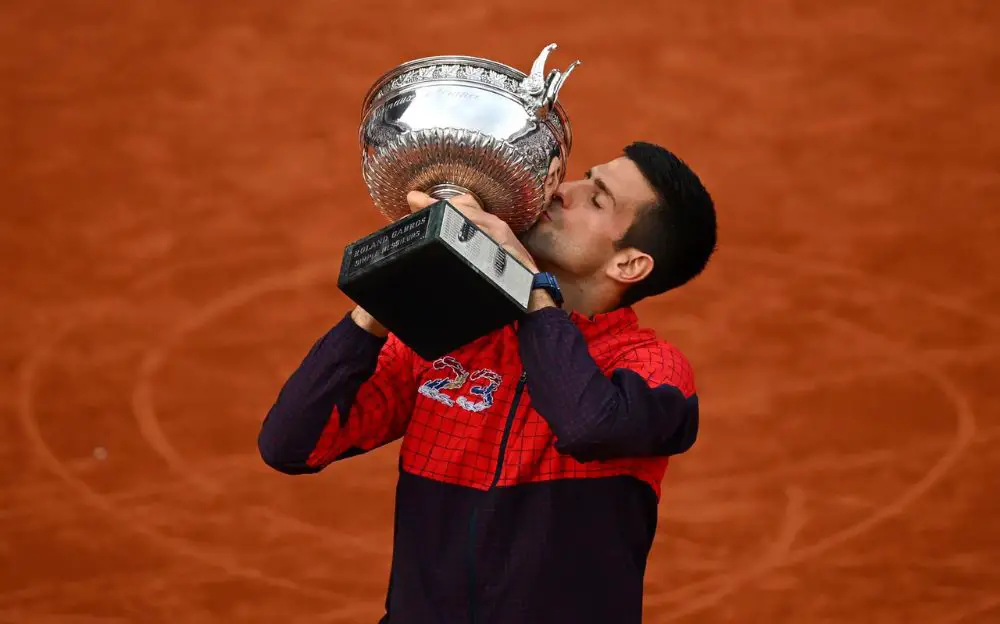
(350, 305), (389, 338)
(406, 190), (538, 273)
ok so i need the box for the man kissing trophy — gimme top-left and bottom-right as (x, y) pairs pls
(338, 44), (580, 361)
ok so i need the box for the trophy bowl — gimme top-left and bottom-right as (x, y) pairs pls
(359, 43), (580, 234)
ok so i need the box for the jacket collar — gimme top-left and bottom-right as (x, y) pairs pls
(567, 306), (639, 340)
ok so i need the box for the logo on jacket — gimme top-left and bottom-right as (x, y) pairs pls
(419, 356), (503, 412)
(457, 370), (503, 413)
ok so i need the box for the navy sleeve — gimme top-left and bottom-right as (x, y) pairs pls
(516, 307), (699, 463)
(257, 312), (416, 474)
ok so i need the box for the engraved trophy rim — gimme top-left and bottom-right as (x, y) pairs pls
(359, 51), (574, 157)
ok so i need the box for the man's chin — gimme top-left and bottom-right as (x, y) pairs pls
(518, 223), (540, 245)
(522, 242), (555, 272)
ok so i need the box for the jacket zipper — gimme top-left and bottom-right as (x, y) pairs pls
(489, 371), (527, 488)
(468, 370), (527, 624)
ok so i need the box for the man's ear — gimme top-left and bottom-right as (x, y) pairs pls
(605, 247), (653, 285)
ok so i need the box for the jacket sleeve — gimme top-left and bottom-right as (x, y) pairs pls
(257, 312), (417, 474)
(517, 307), (699, 463)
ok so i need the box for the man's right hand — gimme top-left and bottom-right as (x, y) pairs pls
(350, 306), (389, 338)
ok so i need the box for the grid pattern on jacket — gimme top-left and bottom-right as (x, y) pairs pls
(308, 307), (696, 499)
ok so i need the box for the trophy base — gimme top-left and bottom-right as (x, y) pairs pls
(337, 200), (535, 361)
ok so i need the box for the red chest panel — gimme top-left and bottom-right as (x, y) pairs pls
(398, 325), (671, 495)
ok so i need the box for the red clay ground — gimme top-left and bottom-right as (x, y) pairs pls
(2, 1), (998, 622)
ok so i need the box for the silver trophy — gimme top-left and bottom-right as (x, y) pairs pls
(338, 44), (580, 360)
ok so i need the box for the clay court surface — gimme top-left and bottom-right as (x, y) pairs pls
(2, 1), (998, 622)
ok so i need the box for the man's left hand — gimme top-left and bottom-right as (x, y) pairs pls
(407, 190), (539, 274)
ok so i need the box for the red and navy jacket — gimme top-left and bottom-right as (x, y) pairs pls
(258, 305), (700, 624)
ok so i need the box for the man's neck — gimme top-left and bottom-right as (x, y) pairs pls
(539, 266), (619, 318)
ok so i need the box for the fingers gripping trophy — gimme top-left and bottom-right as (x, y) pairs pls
(337, 44), (580, 361)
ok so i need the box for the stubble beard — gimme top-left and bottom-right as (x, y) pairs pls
(520, 224), (557, 271)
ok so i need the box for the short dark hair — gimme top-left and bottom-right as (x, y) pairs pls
(614, 141), (717, 307)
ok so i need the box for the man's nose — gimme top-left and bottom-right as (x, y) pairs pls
(552, 181), (575, 207)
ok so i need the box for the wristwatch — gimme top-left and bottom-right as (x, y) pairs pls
(530, 271), (564, 307)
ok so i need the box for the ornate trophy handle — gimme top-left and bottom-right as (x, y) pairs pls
(517, 43), (581, 120)
(422, 43), (581, 207)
